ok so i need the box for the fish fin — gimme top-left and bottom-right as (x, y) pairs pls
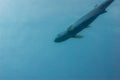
(104, 10), (107, 13)
(67, 25), (73, 31)
(102, 10), (107, 14)
(73, 35), (84, 38)
(94, 4), (98, 8)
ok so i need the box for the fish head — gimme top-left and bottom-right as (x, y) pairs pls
(54, 31), (71, 43)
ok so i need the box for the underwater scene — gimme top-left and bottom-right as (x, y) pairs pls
(0, 0), (120, 80)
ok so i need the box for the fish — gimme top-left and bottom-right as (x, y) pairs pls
(54, 0), (114, 43)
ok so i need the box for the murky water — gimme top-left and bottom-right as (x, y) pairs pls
(0, 0), (120, 79)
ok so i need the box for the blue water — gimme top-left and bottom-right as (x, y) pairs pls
(0, 0), (120, 79)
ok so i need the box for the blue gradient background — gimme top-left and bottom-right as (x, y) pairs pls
(0, 0), (120, 79)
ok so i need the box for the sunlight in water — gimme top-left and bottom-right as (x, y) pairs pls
(0, 0), (119, 79)
(0, 0), (9, 12)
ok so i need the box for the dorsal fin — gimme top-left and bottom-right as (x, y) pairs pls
(94, 4), (98, 8)
(67, 25), (73, 31)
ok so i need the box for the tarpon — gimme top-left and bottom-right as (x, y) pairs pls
(54, 0), (114, 43)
